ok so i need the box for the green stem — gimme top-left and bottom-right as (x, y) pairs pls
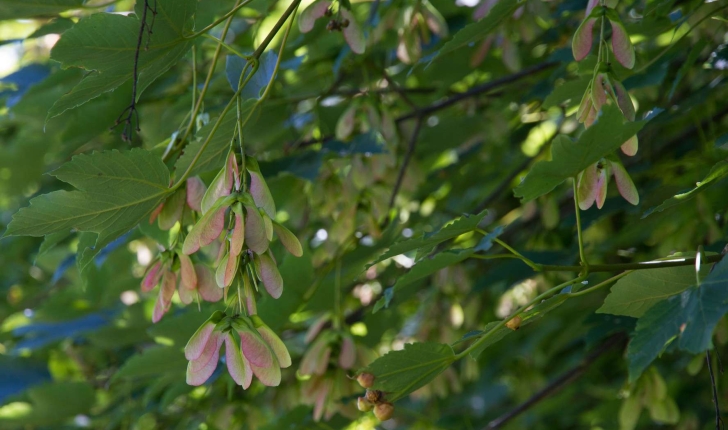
(171, 61), (258, 189)
(573, 179), (589, 274)
(567, 271), (630, 298)
(175, 0), (242, 159)
(252, 0), (301, 60)
(475, 228), (540, 271)
(184, 0), (257, 39)
(199, 34), (250, 58)
(475, 254), (723, 273)
(455, 275), (588, 360)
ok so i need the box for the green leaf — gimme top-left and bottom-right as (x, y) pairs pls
(362, 342), (455, 401)
(5, 149), (171, 269)
(47, 0), (196, 118)
(643, 160), (728, 217)
(627, 257), (728, 381)
(466, 294), (568, 359)
(514, 105), (648, 202)
(113, 346), (187, 381)
(0, 381), (94, 426)
(28, 17), (75, 38)
(369, 210), (488, 267)
(0, 0), (82, 20)
(435, 0), (521, 59)
(597, 265), (708, 318)
(373, 248), (475, 313)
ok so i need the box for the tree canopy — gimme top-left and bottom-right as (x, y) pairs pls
(0, 0), (727, 428)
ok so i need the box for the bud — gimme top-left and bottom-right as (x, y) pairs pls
(610, 160), (639, 205)
(338, 334), (356, 369)
(505, 315), (522, 331)
(158, 188), (186, 230)
(366, 389), (384, 404)
(572, 15), (597, 61)
(273, 222), (303, 257)
(373, 402), (394, 421)
(183, 201), (229, 255)
(357, 397), (373, 412)
(141, 260), (164, 292)
(229, 205), (245, 257)
(357, 372), (375, 389)
(607, 11), (635, 69)
(224, 332), (253, 389)
(186, 331), (223, 386)
(200, 153), (236, 214)
(252, 316), (292, 368)
(195, 263), (222, 302)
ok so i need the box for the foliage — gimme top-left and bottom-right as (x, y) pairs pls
(1, 0), (728, 428)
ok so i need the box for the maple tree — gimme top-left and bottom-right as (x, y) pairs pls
(1, 0), (728, 428)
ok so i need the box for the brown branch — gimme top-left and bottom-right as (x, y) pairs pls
(706, 350), (724, 430)
(112, 0), (157, 142)
(396, 61), (557, 123)
(485, 333), (627, 430)
(388, 116), (423, 211)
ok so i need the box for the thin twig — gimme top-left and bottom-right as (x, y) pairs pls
(388, 116), (423, 211)
(112, 0), (157, 142)
(396, 61), (557, 123)
(485, 333), (626, 429)
(707, 350), (725, 430)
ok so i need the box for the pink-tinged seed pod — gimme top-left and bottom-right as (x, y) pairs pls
(585, 0), (600, 16)
(257, 253), (283, 299)
(158, 188), (186, 230)
(177, 283), (195, 305)
(577, 87), (594, 124)
(177, 253), (197, 291)
(149, 203), (164, 223)
(585, 105), (598, 128)
(595, 162), (610, 209)
(182, 204), (228, 255)
(299, 1), (332, 33)
(252, 316), (292, 368)
(572, 16), (597, 61)
(244, 205), (269, 255)
(423, 1), (448, 37)
(273, 222), (303, 257)
(591, 73), (610, 112)
(357, 372), (375, 389)
(230, 209), (245, 257)
(338, 334), (356, 369)
(160, 271), (176, 305)
(237, 325), (275, 369)
(305, 315), (330, 344)
(247, 161), (276, 219)
(300, 336), (331, 376)
(374, 403), (395, 421)
(312, 378), (332, 421)
(200, 171), (231, 215)
(609, 161), (640, 205)
(184, 311), (224, 360)
(224, 332), (253, 389)
(200, 206), (227, 247)
(141, 260), (164, 292)
(341, 9), (365, 54)
(186, 176), (207, 212)
(186, 332), (222, 386)
(621, 135), (638, 156)
(577, 164), (599, 210)
(609, 16), (636, 69)
(336, 104), (357, 141)
(195, 264), (223, 302)
(612, 79), (635, 121)
(215, 252), (238, 288)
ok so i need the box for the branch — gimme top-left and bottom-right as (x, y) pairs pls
(706, 350), (724, 430)
(396, 61), (557, 123)
(485, 333), (627, 429)
(252, 0), (301, 60)
(471, 253), (724, 272)
(388, 117), (423, 211)
(112, 0), (157, 141)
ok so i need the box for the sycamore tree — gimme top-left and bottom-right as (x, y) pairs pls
(0, 0), (727, 428)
